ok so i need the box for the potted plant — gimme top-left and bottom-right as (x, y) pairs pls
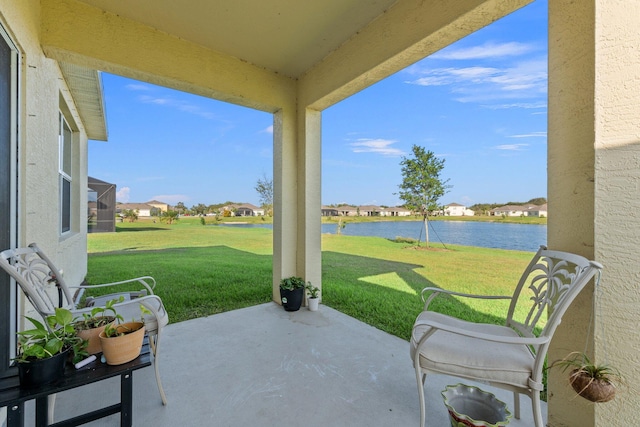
(550, 351), (622, 402)
(99, 318), (145, 365)
(74, 298), (123, 355)
(305, 283), (320, 312)
(14, 307), (87, 388)
(279, 276), (306, 311)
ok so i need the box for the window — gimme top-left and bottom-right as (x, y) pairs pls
(0, 22), (19, 378)
(59, 113), (73, 234)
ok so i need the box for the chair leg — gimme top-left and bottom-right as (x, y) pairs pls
(531, 391), (544, 427)
(149, 331), (168, 405)
(414, 359), (426, 427)
(513, 391), (521, 419)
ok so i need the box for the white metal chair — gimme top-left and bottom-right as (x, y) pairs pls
(410, 245), (602, 427)
(0, 243), (169, 405)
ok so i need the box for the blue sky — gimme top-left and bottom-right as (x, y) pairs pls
(89, 0), (547, 208)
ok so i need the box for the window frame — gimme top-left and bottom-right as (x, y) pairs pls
(59, 112), (73, 235)
(0, 21), (19, 379)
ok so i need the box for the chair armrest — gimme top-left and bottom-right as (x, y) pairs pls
(71, 276), (156, 294)
(421, 287), (512, 310)
(412, 318), (549, 347)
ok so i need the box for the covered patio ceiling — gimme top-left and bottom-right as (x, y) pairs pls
(52, 0), (533, 112)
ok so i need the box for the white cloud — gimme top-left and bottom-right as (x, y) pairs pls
(407, 59), (546, 102)
(151, 194), (190, 205)
(493, 143), (529, 151)
(261, 125), (273, 134)
(482, 101), (547, 110)
(432, 42), (535, 60)
(350, 139), (406, 157)
(508, 132), (547, 138)
(116, 187), (130, 203)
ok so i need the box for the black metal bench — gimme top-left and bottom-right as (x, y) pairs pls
(0, 344), (151, 427)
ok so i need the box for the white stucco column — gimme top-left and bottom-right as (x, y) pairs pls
(272, 106), (322, 302)
(296, 109), (322, 296)
(548, 1), (640, 425)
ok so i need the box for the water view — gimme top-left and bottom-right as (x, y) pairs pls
(221, 220), (546, 252)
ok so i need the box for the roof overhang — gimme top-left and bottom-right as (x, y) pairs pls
(59, 62), (108, 141)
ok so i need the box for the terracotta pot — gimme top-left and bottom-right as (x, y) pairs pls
(77, 323), (110, 355)
(570, 369), (616, 402)
(99, 322), (145, 365)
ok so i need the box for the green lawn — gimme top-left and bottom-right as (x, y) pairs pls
(87, 218), (534, 341)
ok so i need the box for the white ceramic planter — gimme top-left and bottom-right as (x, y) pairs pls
(441, 383), (511, 427)
(307, 297), (319, 312)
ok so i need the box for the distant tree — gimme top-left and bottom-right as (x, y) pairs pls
(527, 197), (547, 206)
(121, 209), (138, 223)
(174, 202), (186, 214)
(191, 203), (208, 216)
(398, 145), (451, 247)
(255, 174), (274, 217)
(159, 210), (180, 225)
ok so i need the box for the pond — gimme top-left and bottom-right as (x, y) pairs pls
(220, 220), (546, 252)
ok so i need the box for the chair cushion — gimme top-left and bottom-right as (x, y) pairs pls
(410, 311), (535, 389)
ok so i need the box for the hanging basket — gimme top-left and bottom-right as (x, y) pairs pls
(569, 369), (616, 403)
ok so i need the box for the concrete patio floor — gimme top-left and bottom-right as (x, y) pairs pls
(37, 303), (545, 426)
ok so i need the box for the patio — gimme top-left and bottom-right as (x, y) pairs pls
(34, 303), (544, 426)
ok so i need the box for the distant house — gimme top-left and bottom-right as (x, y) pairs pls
(321, 206), (339, 216)
(117, 203), (160, 217)
(384, 207), (412, 217)
(147, 200), (169, 212)
(525, 203), (548, 217)
(223, 203), (265, 217)
(444, 203), (475, 216)
(337, 206), (359, 216)
(359, 205), (383, 216)
(490, 204), (547, 218)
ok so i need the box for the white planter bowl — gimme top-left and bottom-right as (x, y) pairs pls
(441, 384), (511, 427)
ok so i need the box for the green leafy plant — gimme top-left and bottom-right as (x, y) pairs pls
(279, 276), (306, 291)
(305, 283), (320, 299)
(102, 304), (151, 338)
(74, 298), (124, 331)
(15, 307), (87, 364)
(103, 321), (141, 338)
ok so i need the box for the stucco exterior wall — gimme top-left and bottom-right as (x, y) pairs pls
(0, 0), (89, 307)
(548, 0), (640, 426)
(592, 1), (640, 426)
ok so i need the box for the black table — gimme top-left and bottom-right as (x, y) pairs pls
(0, 344), (151, 427)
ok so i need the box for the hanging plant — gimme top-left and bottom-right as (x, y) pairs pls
(550, 351), (622, 403)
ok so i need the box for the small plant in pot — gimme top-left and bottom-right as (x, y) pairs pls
(74, 298), (123, 355)
(305, 283), (320, 312)
(98, 305), (149, 366)
(550, 351), (623, 403)
(99, 315), (146, 365)
(279, 276), (306, 311)
(14, 308), (87, 388)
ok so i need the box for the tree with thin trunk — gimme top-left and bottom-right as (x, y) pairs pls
(398, 145), (451, 247)
(255, 174), (274, 217)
